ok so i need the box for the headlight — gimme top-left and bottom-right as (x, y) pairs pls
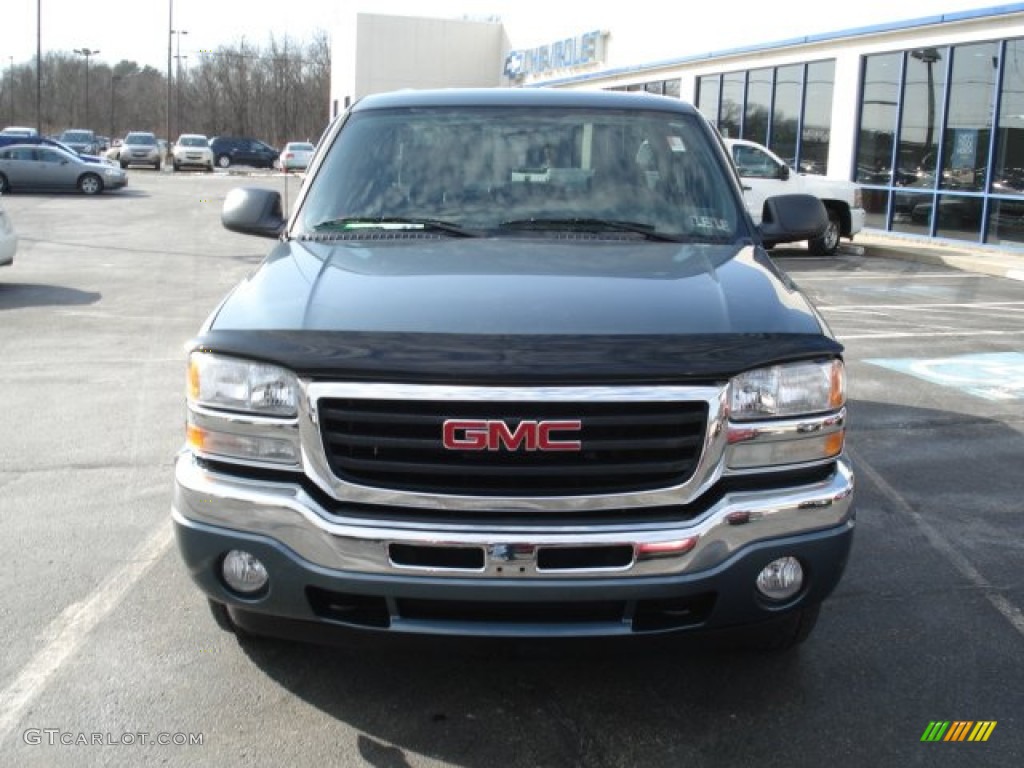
(188, 352), (298, 416)
(185, 352), (301, 467)
(729, 360), (844, 421)
(726, 359), (846, 471)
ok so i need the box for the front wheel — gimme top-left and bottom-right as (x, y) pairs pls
(740, 604), (821, 652)
(808, 209), (841, 255)
(0, 173), (9, 194)
(78, 173), (103, 195)
(217, 155), (231, 168)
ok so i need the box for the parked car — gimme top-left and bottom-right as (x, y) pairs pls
(208, 136), (278, 169)
(724, 138), (865, 255)
(175, 88), (851, 651)
(0, 201), (15, 268)
(278, 141), (315, 171)
(119, 131), (162, 170)
(172, 134), (215, 171)
(0, 126), (38, 137)
(59, 129), (100, 155)
(0, 143), (127, 194)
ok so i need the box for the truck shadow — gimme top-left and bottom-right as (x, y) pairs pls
(224, 396), (1021, 768)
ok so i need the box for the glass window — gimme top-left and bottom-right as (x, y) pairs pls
(731, 143), (782, 178)
(772, 64), (803, 170)
(856, 53), (902, 185)
(298, 106), (744, 242)
(988, 198), (1024, 245)
(720, 72), (745, 139)
(863, 189), (891, 230)
(744, 68), (773, 146)
(934, 194), (984, 241)
(696, 75), (721, 126)
(801, 60), (835, 176)
(941, 43), (997, 193)
(663, 79), (681, 99)
(898, 47), (947, 187)
(993, 38), (1024, 198)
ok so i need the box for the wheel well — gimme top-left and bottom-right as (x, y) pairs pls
(821, 200), (851, 237)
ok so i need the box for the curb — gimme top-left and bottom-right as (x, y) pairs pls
(856, 233), (1024, 282)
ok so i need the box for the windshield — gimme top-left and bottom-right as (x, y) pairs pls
(297, 106), (743, 242)
(126, 134), (156, 145)
(61, 131), (93, 142)
(179, 136), (208, 147)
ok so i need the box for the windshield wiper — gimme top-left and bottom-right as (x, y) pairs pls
(497, 217), (689, 243)
(310, 217), (480, 238)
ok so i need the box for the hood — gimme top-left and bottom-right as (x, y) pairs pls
(198, 236), (839, 382)
(212, 237), (822, 335)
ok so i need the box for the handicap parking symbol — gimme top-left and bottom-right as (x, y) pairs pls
(865, 352), (1024, 401)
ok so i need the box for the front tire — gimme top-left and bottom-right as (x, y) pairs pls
(217, 155), (231, 168)
(78, 173), (103, 195)
(0, 173), (9, 194)
(741, 604), (821, 652)
(808, 208), (841, 255)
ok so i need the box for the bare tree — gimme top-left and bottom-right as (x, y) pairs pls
(1, 33), (331, 144)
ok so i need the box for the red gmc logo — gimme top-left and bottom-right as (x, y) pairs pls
(442, 419), (582, 452)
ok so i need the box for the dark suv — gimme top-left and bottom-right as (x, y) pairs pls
(208, 136), (278, 169)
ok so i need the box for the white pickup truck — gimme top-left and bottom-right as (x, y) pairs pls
(725, 138), (865, 255)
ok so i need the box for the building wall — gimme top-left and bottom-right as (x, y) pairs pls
(330, 14), (507, 119)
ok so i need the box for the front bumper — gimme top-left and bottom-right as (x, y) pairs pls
(173, 454), (855, 637)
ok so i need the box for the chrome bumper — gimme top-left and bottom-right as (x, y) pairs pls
(173, 453), (854, 580)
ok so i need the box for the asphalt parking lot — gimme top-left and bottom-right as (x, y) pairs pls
(0, 171), (1021, 767)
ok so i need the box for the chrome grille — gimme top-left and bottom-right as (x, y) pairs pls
(317, 398), (708, 496)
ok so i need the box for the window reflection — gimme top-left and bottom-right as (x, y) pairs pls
(941, 43), (997, 193)
(857, 37), (1024, 243)
(695, 60), (833, 174)
(993, 39), (1024, 198)
(856, 53), (901, 185)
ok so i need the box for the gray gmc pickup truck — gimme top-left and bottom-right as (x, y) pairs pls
(173, 88), (854, 650)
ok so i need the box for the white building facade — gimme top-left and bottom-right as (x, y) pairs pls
(331, 5), (1024, 250)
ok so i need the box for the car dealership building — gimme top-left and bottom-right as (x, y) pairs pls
(331, 4), (1024, 251)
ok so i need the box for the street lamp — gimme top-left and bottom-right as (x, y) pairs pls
(910, 47), (941, 163)
(172, 29), (188, 137)
(74, 47), (100, 127)
(109, 74), (120, 140)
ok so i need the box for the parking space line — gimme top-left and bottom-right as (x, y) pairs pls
(848, 447), (1024, 640)
(840, 329), (1024, 340)
(795, 274), (984, 281)
(0, 523), (173, 742)
(822, 301), (1024, 311)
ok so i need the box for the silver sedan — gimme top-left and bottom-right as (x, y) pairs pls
(0, 144), (128, 195)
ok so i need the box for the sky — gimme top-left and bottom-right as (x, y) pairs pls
(0, 0), (1014, 73)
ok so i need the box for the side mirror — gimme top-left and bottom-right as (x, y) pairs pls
(222, 187), (286, 239)
(758, 193), (827, 244)
(777, 164), (791, 181)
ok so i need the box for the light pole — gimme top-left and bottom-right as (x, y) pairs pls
(172, 29), (188, 137)
(166, 0), (173, 146)
(74, 47), (100, 127)
(910, 47), (941, 163)
(109, 74), (120, 140)
(7, 57), (13, 128)
(176, 54), (188, 133)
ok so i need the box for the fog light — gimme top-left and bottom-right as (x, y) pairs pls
(756, 557), (804, 601)
(222, 550), (269, 594)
